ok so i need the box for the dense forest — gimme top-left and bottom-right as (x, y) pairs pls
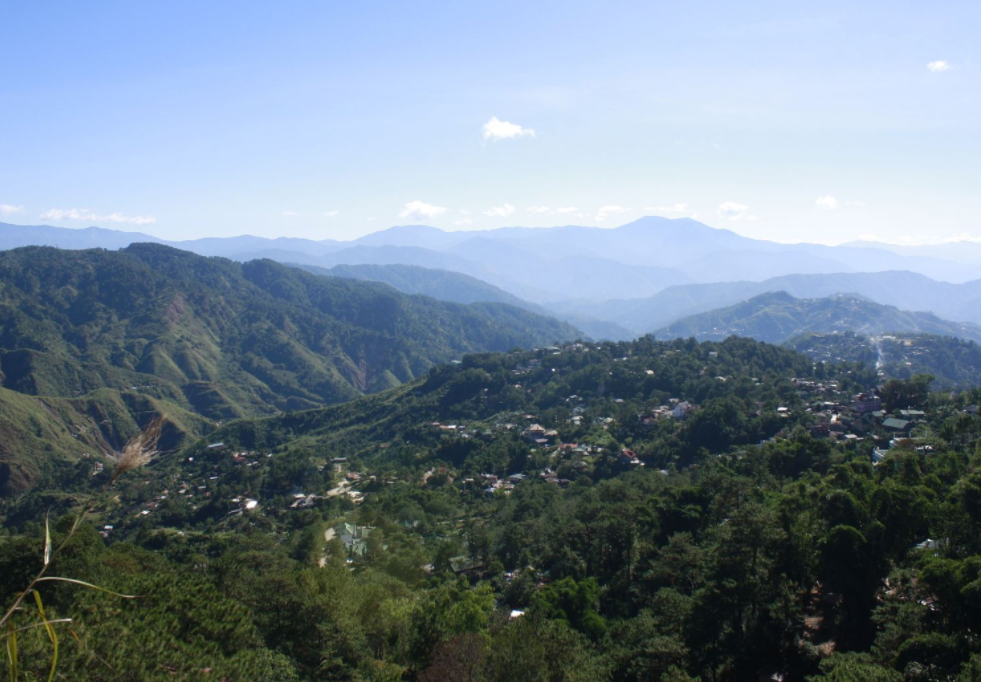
(3, 336), (981, 680)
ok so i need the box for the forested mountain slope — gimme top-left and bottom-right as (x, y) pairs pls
(0, 244), (578, 414)
(789, 331), (981, 388)
(299, 262), (533, 307)
(655, 291), (981, 344)
(0, 244), (579, 492)
(294, 262), (634, 341)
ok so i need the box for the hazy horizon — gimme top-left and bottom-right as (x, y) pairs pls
(4, 214), (980, 249)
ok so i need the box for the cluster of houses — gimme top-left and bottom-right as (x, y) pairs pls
(205, 442), (266, 469)
(478, 472), (526, 497)
(522, 423), (560, 445)
(117, 443), (326, 527)
(638, 399), (696, 428)
(428, 422), (498, 442)
(793, 382), (938, 462)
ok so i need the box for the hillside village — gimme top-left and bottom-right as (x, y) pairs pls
(95, 340), (978, 568)
(5, 333), (981, 681)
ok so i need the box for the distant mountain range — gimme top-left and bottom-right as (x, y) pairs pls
(654, 291), (981, 345)
(4, 218), (980, 306)
(842, 239), (981, 267)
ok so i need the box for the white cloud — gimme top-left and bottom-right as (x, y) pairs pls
(717, 201), (754, 221)
(482, 117), (535, 140)
(814, 195), (840, 210)
(945, 232), (981, 243)
(282, 210), (298, 217)
(453, 218), (473, 226)
(527, 205), (580, 216)
(595, 205), (630, 222)
(399, 200), (447, 221)
(483, 203), (516, 218)
(40, 208), (157, 225)
(528, 206), (583, 220)
(856, 233), (882, 242)
(323, 210), (340, 217)
(927, 60), (951, 73)
(0, 204), (24, 217)
(644, 203), (689, 215)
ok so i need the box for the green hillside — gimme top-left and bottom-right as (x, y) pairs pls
(0, 244), (580, 491)
(192, 335), (828, 470)
(0, 385), (211, 496)
(0, 244), (580, 417)
(655, 291), (981, 345)
(788, 331), (981, 388)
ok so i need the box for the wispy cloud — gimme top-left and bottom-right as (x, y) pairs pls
(595, 205), (630, 222)
(282, 210), (298, 217)
(399, 200), (447, 221)
(453, 218), (473, 226)
(40, 208), (157, 225)
(927, 60), (951, 73)
(814, 195), (839, 210)
(717, 201), (755, 221)
(323, 210), (339, 217)
(482, 117), (535, 140)
(644, 203), (689, 215)
(483, 203), (516, 218)
(0, 204), (24, 217)
(527, 206), (580, 216)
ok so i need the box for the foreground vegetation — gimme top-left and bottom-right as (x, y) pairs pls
(2, 336), (981, 680)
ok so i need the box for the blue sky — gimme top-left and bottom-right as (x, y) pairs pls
(1, 1), (978, 244)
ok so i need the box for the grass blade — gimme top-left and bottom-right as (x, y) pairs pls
(6, 621), (18, 682)
(0, 620), (72, 639)
(35, 577), (136, 599)
(33, 591), (59, 682)
(43, 514), (52, 566)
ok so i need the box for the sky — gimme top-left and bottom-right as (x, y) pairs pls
(1, 1), (979, 245)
